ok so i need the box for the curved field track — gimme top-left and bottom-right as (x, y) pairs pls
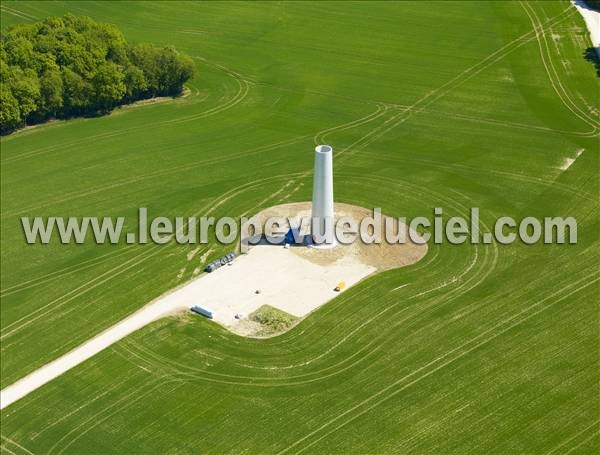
(1, 1), (598, 454)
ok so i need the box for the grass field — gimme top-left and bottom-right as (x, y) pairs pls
(1, 1), (599, 453)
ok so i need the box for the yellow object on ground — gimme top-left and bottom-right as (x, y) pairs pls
(334, 281), (346, 292)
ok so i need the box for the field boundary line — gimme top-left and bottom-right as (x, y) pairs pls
(278, 274), (599, 454)
(118, 179), (494, 383)
(334, 6), (581, 162)
(1, 247), (162, 339)
(0, 5), (37, 21)
(0, 436), (33, 455)
(314, 103), (387, 145)
(0, 246), (135, 298)
(563, 430), (599, 455)
(1, 135), (307, 219)
(46, 376), (166, 454)
(0, 57), (248, 165)
(546, 419), (600, 455)
(386, 103), (598, 137)
(520, 2), (599, 128)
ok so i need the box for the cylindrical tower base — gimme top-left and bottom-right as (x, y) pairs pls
(311, 145), (336, 248)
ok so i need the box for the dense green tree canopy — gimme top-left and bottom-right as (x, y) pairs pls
(0, 15), (195, 134)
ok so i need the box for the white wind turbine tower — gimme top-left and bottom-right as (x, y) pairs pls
(311, 145), (336, 248)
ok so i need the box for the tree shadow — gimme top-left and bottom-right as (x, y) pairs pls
(583, 47), (600, 77)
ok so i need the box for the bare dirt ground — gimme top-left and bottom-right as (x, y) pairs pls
(227, 202), (427, 335)
(0, 202), (426, 409)
(254, 202), (426, 271)
(186, 240), (378, 335)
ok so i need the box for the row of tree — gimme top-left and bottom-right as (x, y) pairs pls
(1, 15), (195, 134)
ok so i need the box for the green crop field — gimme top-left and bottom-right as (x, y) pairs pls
(1, 0), (598, 453)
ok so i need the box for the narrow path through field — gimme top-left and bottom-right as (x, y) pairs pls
(0, 292), (181, 410)
(1, 223), (413, 410)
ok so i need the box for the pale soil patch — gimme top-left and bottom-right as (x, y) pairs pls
(187, 246), (202, 261)
(254, 202), (426, 271)
(199, 247), (214, 263)
(224, 202), (427, 335)
(0, 203), (426, 409)
(560, 148), (584, 170)
(187, 241), (377, 330)
(0, 288), (185, 409)
(573, 0), (600, 54)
